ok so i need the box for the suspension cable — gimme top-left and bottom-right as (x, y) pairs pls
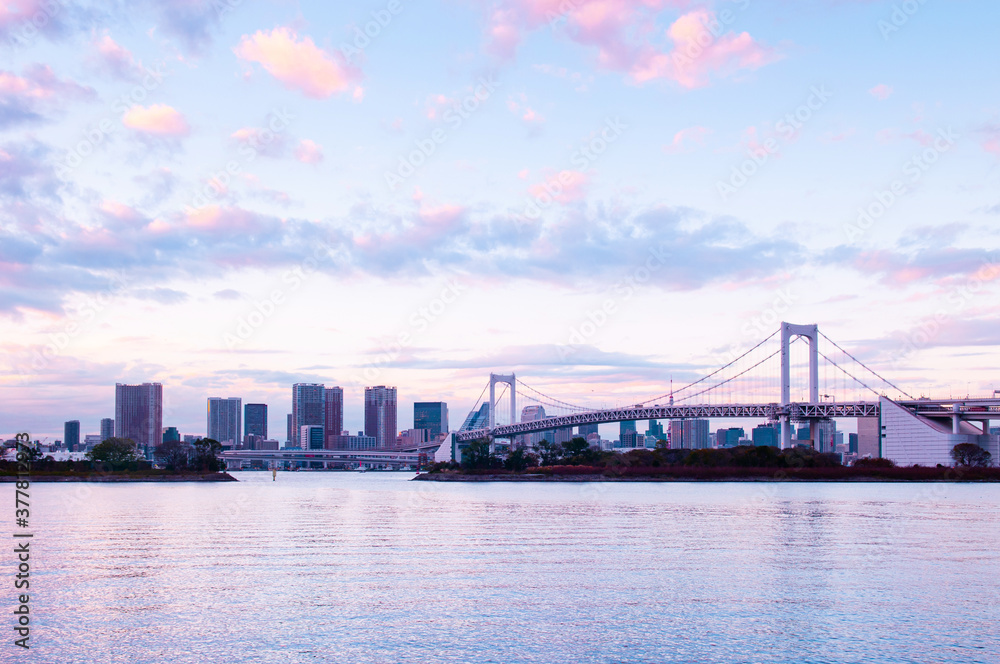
(819, 351), (882, 399)
(516, 378), (589, 411)
(636, 329), (778, 405)
(676, 348), (782, 404)
(819, 331), (914, 399)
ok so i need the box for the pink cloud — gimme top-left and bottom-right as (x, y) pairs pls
(869, 84), (893, 101)
(632, 10), (779, 88)
(0, 64), (93, 101)
(92, 32), (139, 79)
(484, 2), (777, 88)
(234, 27), (360, 99)
(122, 104), (190, 136)
(294, 139), (324, 164)
(507, 94), (545, 125)
(663, 125), (710, 153)
(529, 170), (589, 204)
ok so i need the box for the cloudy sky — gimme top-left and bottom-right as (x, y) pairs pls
(2, 0), (999, 440)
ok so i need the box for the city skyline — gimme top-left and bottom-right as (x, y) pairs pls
(1, 1), (998, 440)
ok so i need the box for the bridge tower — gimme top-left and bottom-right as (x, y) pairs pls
(780, 322), (820, 449)
(488, 373), (517, 431)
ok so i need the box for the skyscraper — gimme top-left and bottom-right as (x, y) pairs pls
(207, 397), (242, 446)
(365, 386), (397, 448)
(620, 420), (637, 440)
(64, 420), (80, 450)
(519, 405), (547, 446)
(292, 384), (325, 441)
(245, 403), (268, 439)
(162, 427), (181, 443)
(669, 419), (710, 450)
(115, 383), (162, 449)
(287, 414), (293, 446)
(578, 423), (599, 438)
(325, 387), (344, 440)
(100, 418), (114, 442)
(414, 401), (449, 438)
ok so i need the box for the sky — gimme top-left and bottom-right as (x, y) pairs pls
(1, 0), (999, 441)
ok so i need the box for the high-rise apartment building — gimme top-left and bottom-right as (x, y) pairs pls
(115, 383), (162, 449)
(64, 420), (80, 450)
(414, 401), (448, 439)
(292, 384), (325, 442)
(207, 397), (242, 446)
(519, 405), (546, 447)
(365, 386), (397, 448)
(245, 403), (268, 439)
(100, 418), (114, 442)
(669, 419), (710, 449)
(325, 387), (344, 443)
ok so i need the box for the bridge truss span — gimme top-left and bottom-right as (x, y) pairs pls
(455, 401), (880, 442)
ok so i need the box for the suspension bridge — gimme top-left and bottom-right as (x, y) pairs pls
(455, 323), (999, 453)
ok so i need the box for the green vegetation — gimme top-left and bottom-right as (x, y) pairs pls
(422, 438), (1000, 481)
(1, 437), (230, 479)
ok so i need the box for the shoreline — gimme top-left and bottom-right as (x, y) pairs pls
(414, 470), (1000, 483)
(0, 472), (238, 483)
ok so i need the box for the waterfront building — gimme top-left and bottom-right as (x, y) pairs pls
(519, 405), (546, 447)
(207, 397), (242, 447)
(287, 414), (293, 446)
(880, 396), (1000, 466)
(327, 432), (378, 451)
(64, 420), (80, 451)
(293, 384), (326, 439)
(245, 403), (268, 440)
(365, 386), (397, 449)
(397, 428), (429, 449)
(752, 424), (780, 447)
(100, 418), (114, 442)
(300, 425), (325, 450)
(460, 403), (491, 431)
(669, 419), (710, 449)
(325, 388), (344, 443)
(414, 401), (449, 438)
(115, 383), (162, 449)
(716, 427), (745, 448)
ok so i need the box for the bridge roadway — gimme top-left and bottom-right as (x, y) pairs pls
(454, 398), (1000, 442)
(221, 448), (424, 470)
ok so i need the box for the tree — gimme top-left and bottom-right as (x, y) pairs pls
(504, 446), (538, 472)
(535, 439), (563, 466)
(461, 438), (502, 470)
(951, 443), (992, 468)
(86, 437), (141, 471)
(191, 438), (225, 472)
(155, 440), (190, 471)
